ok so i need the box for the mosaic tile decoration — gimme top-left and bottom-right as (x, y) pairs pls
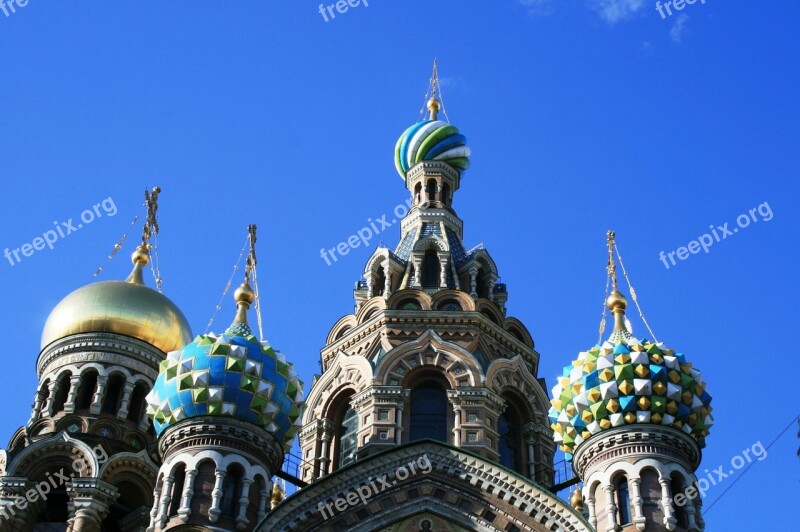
(146, 323), (305, 451)
(548, 338), (712, 460)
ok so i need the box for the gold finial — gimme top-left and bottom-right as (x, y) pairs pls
(428, 58), (441, 121)
(270, 481), (284, 509)
(570, 488), (584, 512)
(232, 225), (258, 326)
(606, 230), (630, 339)
(126, 187), (161, 285)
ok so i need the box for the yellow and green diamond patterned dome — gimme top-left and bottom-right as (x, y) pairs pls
(548, 291), (713, 459)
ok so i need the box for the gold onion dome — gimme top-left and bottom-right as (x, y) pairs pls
(40, 245), (193, 353)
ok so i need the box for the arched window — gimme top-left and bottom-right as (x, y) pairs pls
(437, 299), (462, 311)
(616, 475), (631, 526)
(426, 179), (436, 202)
(398, 298), (420, 310)
(476, 269), (488, 299)
(39, 379), (51, 410)
(339, 408), (359, 468)
(102, 374), (125, 414)
(127, 383), (149, 423)
(414, 182), (422, 205)
(498, 405), (522, 472)
(442, 183), (451, 206)
(169, 463), (186, 517)
(671, 473), (689, 527)
(373, 268), (386, 297)
(34, 483), (69, 526)
(409, 377), (448, 442)
(221, 464), (244, 517)
(51, 373), (71, 413)
(422, 249), (440, 288)
(75, 370), (97, 410)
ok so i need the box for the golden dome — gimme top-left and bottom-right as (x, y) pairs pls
(41, 248), (192, 353)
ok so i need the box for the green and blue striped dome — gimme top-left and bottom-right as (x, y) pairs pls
(146, 322), (304, 451)
(394, 120), (470, 179)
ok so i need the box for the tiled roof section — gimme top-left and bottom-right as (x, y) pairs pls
(446, 228), (468, 266)
(419, 222), (441, 238)
(395, 229), (416, 261)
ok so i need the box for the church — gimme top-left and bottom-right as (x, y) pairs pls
(0, 65), (713, 532)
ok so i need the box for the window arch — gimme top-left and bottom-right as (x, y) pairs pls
(397, 298), (421, 310)
(476, 269), (488, 299)
(414, 182), (422, 205)
(409, 375), (449, 443)
(169, 463), (186, 517)
(373, 268), (386, 297)
(437, 299), (462, 311)
(102, 374), (126, 414)
(498, 404), (523, 473)
(51, 372), (71, 414)
(328, 391), (359, 471)
(127, 382), (150, 423)
(615, 475), (632, 525)
(422, 249), (440, 288)
(442, 183), (451, 206)
(221, 464), (244, 517)
(426, 179), (436, 202)
(75, 370), (97, 410)
(671, 472), (689, 527)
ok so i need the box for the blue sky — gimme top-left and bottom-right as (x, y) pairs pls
(1, 0), (797, 528)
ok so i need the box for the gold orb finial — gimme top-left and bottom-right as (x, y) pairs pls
(428, 97), (440, 120)
(606, 289), (627, 312)
(570, 488), (584, 511)
(271, 482), (285, 509)
(125, 245), (151, 285)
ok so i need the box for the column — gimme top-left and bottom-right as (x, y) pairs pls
(256, 481), (271, 522)
(602, 484), (618, 532)
(208, 470), (227, 523)
(438, 255), (449, 288)
(146, 480), (162, 532)
(29, 388), (46, 425)
(629, 477), (646, 530)
(452, 407), (461, 447)
(468, 267), (478, 298)
(659, 478), (677, 530)
(44, 380), (60, 416)
(383, 265), (392, 298)
(235, 479), (253, 530)
(395, 408), (403, 444)
(89, 376), (108, 416)
(157, 475), (174, 529)
(586, 494), (597, 529)
(64, 375), (82, 414)
(412, 255), (423, 288)
(177, 469), (197, 522)
(116, 382), (136, 421)
(525, 433), (536, 479)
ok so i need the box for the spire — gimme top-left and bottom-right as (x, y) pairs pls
(427, 58), (441, 121)
(231, 225), (258, 330)
(126, 186), (161, 286)
(605, 230), (633, 343)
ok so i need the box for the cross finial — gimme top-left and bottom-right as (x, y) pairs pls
(427, 58), (441, 120)
(607, 230), (617, 291)
(141, 186), (161, 247)
(245, 224), (257, 284)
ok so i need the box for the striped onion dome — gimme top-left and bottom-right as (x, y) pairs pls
(394, 120), (470, 179)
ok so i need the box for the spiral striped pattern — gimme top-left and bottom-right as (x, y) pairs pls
(395, 120), (470, 178)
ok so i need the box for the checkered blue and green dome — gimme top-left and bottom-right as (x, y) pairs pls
(146, 322), (304, 451)
(548, 337), (712, 459)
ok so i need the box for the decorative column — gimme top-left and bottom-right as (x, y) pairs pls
(602, 484), (618, 532)
(257, 482), (271, 522)
(452, 406), (461, 447)
(525, 432), (536, 479)
(89, 376), (108, 416)
(208, 470), (227, 523)
(156, 474), (175, 529)
(116, 382), (137, 421)
(586, 493), (597, 529)
(395, 407), (404, 444)
(29, 388), (46, 425)
(629, 476), (646, 530)
(412, 254), (423, 288)
(383, 264), (392, 298)
(235, 478), (253, 529)
(66, 478), (117, 532)
(64, 375), (82, 414)
(659, 478), (677, 530)
(146, 480), (163, 532)
(438, 254), (449, 289)
(44, 380), (60, 417)
(177, 469), (197, 522)
(468, 267), (478, 299)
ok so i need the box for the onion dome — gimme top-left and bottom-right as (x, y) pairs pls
(548, 290), (713, 459)
(394, 116), (470, 179)
(41, 245), (192, 353)
(146, 280), (305, 452)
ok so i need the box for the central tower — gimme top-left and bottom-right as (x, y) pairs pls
(299, 62), (556, 487)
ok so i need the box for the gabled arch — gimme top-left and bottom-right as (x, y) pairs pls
(356, 297), (387, 324)
(326, 314), (358, 345)
(375, 330), (485, 388)
(413, 236), (449, 253)
(303, 352), (374, 421)
(475, 299), (505, 326)
(430, 289), (475, 312)
(486, 356), (548, 424)
(6, 432), (101, 478)
(505, 316), (535, 348)
(387, 289), (432, 311)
